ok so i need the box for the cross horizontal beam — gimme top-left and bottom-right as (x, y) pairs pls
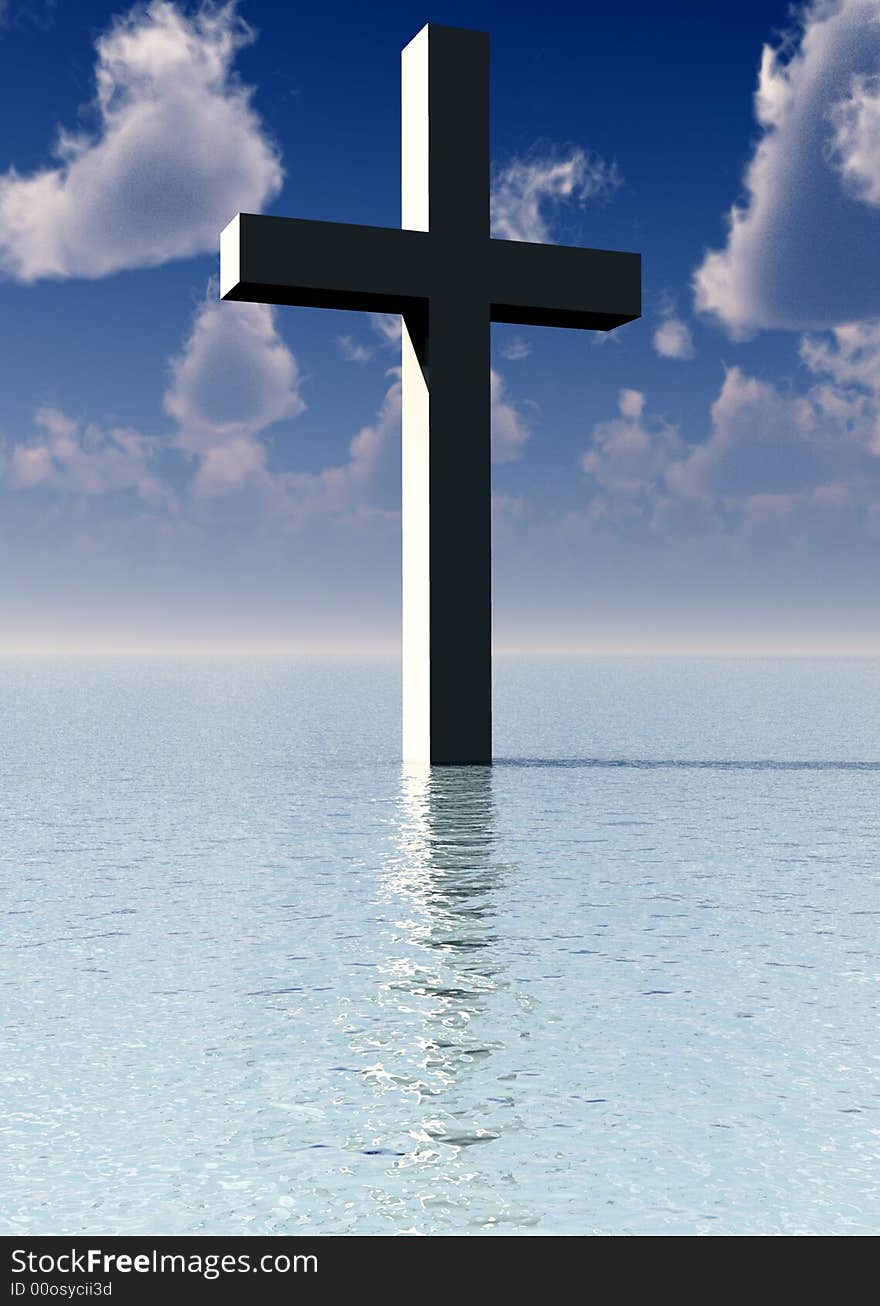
(488, 238), (640, 331)
(220, 212), (640, 330)
(220, 213), (429, 315)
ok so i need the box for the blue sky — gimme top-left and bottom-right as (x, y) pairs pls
(1, 0), (879, 653)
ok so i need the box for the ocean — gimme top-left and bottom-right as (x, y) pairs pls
(2, 655), (878, 1235)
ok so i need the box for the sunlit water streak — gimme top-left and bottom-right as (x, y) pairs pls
(1, 657), (878, 1235)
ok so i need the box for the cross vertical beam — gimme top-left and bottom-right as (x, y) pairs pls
(402, 26), (491, 765)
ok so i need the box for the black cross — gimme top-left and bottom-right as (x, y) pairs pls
(221, 23), (640, 764)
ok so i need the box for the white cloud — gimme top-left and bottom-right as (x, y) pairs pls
(491, 147), (620, 243)
(829, 70), (880, 206)
(800, 317), (880, 393)
(338, 336), (373, 364)
(7, 405), (165, 502)
(581, 389), (683, 498)
(369, 313), (403, 346)
(0, 1), (281, 281)
(164, 287), (305, 496)
(798, 318), (880, 453)
(618, 388), (645, 420)
(694, 0), (880, 336)
(666, 367), (835, 500)
(653, 315), (695, 360)
(499, 336), (532, 361)
(491, 370), (532, 463)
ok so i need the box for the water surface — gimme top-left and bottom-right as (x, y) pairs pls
(1, 657), (878, 1235)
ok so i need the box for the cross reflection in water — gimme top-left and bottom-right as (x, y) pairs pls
(371, 765), (516, 1155)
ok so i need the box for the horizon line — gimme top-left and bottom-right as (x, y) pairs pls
(3, 643), (880, 659)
